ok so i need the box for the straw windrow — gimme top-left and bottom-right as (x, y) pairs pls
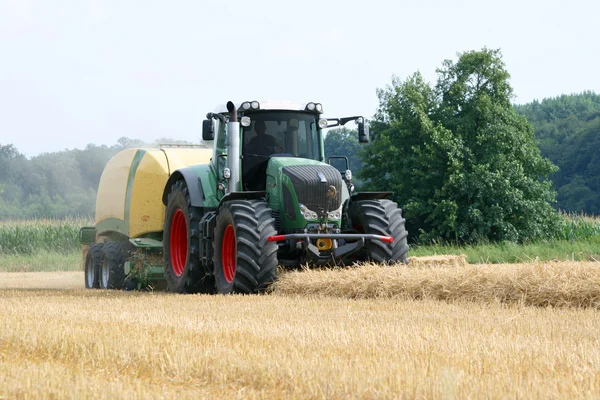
(272, 259), (600, 308)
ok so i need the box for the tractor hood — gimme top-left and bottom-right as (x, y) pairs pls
(265, 157), (348, 231)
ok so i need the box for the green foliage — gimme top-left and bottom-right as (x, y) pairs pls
(324, 128), (364, 187)
(556, 213), (600, 241)
(362, 48), (561, 244)
(324, 128), (362, 170)
(515, 92), (600, 215)
(0, 218), (92, 255)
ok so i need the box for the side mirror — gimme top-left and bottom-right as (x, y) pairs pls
(202, 119), (214, 141)
(358, 119), (370, 143)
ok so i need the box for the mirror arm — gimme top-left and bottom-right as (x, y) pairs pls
(206, 112), (227, 124)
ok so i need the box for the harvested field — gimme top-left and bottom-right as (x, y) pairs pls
(1, 259), (600, 399)
(0, 271), (82, 290)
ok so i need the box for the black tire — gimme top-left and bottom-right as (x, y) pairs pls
(100, 241), (130, 289)
(84, 243), (103, 289)
(348, 199), (409, 264)
(163, 180), (214, 294)
(213, 200), (278, 294)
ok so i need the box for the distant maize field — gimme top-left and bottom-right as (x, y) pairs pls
(0, 213), (598, 257)
(558, 212), (600, 240)
(0, 217), (93, 255)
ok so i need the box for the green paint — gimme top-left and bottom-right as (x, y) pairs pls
(79, 226), (97, 245)
(123, 149), (147, 233)
(197, 163), (219, 208)
(145, 266), (165, 280)
(128, 237), (163, 249)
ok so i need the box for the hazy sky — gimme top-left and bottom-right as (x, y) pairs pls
(0, 0), (598, 157)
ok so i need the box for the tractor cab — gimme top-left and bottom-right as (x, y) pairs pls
(202, 100), (371, 195)
(240, 111), (323, 190)
(203, 101), (328, 192)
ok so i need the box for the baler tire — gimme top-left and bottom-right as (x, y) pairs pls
(163, 180), (215, 294)
(213, 200), (278, 294)
(348, 199), (409, 264)
(100, 241), (130, 289)
(85, 243), (103, 289)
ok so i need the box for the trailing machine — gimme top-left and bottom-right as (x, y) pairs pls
(80, 100), (409, 293)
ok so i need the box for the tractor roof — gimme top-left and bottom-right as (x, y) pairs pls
(213, 100), (316, 114)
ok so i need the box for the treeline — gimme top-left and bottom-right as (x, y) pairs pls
(1, 93), (599, 224)
(0, 137), (189, 219)
(515, 92), (600, 215)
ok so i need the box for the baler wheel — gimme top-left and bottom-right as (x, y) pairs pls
(100, 241), (130, 289)
(163, 180), (215, 293)
(85, 243), (103, 289)
(348, 199), (409, 264)
(213, 200), (278, 294)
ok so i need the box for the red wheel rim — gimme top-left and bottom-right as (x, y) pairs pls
(170, 209), (187, 277)
(222, 224), (236, 283)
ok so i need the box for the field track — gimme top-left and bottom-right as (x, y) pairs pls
(1, 259), (600, 399)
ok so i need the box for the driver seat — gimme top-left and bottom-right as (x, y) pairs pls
(242, 122), (269, 191)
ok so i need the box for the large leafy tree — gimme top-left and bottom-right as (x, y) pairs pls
(361, 49), (560, 243)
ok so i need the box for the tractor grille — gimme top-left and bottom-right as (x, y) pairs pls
(282, 164), (343, 217)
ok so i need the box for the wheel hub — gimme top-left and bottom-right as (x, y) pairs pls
(86, 258), (95, 287)
(222, 224), (236, 283)
(170, 209), (188, 277)
(101, 261), (109, 288)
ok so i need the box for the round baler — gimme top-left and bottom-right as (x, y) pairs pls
(82, 146), (212, 290)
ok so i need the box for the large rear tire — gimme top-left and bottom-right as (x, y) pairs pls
(213, 200), (278, 294)
(85, 243), (103, 289)
(100, 241), (129, 289)
(163, 180), (214, 294)
(348, 199), (409, 264)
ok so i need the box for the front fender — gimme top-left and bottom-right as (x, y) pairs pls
(162, 167), (205, 207)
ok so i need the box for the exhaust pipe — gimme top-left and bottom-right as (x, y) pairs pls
(226, 101), (240, 192)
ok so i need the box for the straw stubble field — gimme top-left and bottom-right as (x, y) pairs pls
(1, 257), (600, 399)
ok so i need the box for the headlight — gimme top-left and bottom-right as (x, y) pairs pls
(251, 101), (260, 109)
(344, 169), (352, 181)
(306, 102), (316, 111)
(299, 204), (318, 220)
(318, 118), (328, 129)
(241, 116), (251, 127)
(328, 211), (341, 219)
(315, 103), (323, 113)
(241, 102), (251, 110)
(223, 168), (231, 179)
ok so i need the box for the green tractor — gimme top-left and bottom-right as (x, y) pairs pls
(81, 100), (408, 294)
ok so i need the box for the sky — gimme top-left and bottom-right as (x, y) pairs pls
(0, 0), (598, 157)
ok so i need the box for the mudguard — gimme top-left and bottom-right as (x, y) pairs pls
(350, 192), (393, 201)
(162, 167), (205, 208)
(218, 191), (267, 208)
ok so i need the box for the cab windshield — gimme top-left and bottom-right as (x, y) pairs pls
(242, 111), (321, 161)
